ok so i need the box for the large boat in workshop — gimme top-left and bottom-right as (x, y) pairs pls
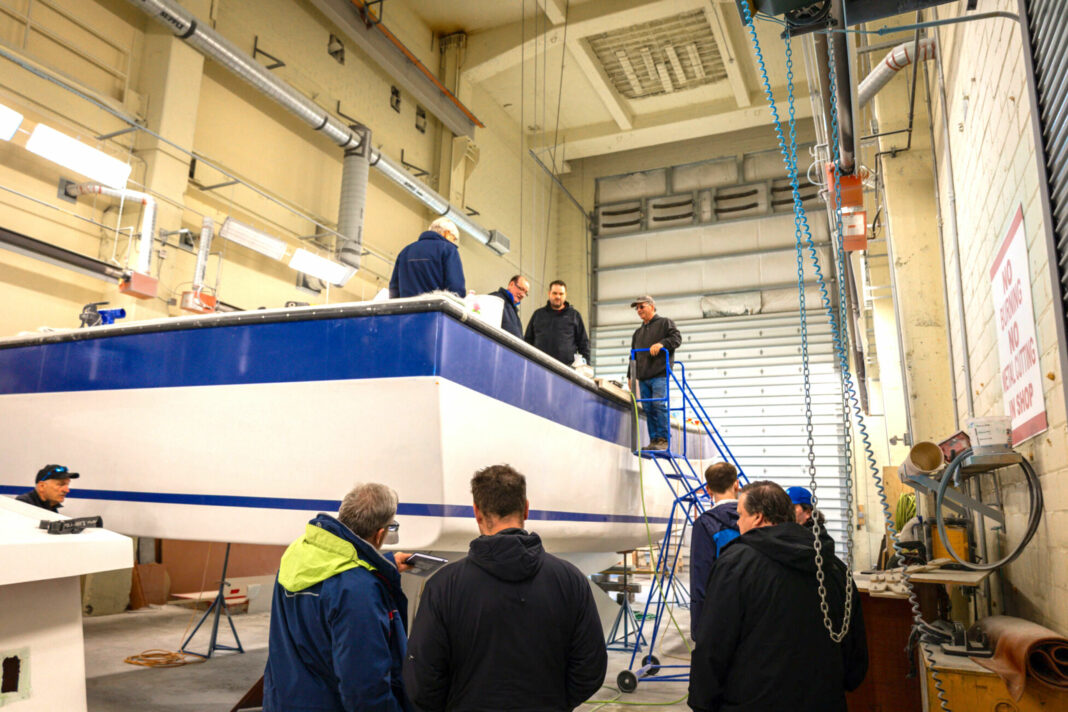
(0, 296), (713, 564)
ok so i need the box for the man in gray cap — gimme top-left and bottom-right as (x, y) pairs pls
(629, 296), (681, 450)
(16, 464), (79, 512)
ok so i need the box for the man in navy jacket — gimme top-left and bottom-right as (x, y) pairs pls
(389, 218), (466, 298)
(263, 484), (414, 712)
(490, 274), (530, 339)
(689, 462), (741, 635)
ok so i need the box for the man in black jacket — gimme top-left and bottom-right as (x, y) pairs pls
(629, 296), (682, 450)
(688, 481), (868, 712)
(490, 275), (530, 339)
(524, 280), (591, 365)
(403, 464), (607, 712)
(15, 464), (79, 512)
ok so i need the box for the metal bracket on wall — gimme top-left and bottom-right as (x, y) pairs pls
(357, 0), (385, 27)
(252, 36), (286, 70)
(335, 101), (361, 129)
(95, 127), (138, 141)
(464, 206), (479, 216)
(399, 149), (429, 179)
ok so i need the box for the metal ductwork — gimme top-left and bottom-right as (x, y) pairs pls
(337, 125), (370, 269)
(857, 38), (935, 108)
(74, 182), (156, 274)
(126, 0), (508, 255)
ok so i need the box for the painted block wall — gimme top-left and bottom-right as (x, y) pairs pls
(927, 0), (1068, 633)
(0, 0), (567, 340)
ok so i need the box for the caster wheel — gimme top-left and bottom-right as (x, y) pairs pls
(617, 670), (638, 693)
(642, 654), (661, 676)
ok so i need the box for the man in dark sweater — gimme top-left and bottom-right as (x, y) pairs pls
(688, 481), (867, 712)
(490, 274), (530, 339)
(388, 217), (466, 298)
(689, 462), (741, 636)
(16, 464), (79, 512)
(628, 295), (682, 450)
(403, 464), (607, 712)
(524, 280), (591, 365)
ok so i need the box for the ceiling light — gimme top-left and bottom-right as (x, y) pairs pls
(0, 103), (22, 141)
(25, 124), (131, 188)
(615, 50), (643, 96)
(219, 217), (288, 261)
(288, 248), (353, 285)
(665, 46), (686, 83)
(685, 44), (706, 80)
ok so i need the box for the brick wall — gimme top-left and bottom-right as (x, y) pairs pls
(933, 0), (1068, 632)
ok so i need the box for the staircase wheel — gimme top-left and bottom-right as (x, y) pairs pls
(642, 654), (661, 675)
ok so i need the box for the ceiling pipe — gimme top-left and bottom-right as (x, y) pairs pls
(74, 182), (156, 275)
(828, 0), (856, 174)
(858, 38), (936, 108)
(124, 0), (506, 255)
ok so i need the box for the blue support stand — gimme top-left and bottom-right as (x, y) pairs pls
(606, 556), (646, 653)
(179, 543), (245, 659)
(615, 350), (747, 694)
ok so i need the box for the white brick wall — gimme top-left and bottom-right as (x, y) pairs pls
(934, 0), (1068, 633)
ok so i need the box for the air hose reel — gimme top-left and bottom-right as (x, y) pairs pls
(934, 447), (1043, 571)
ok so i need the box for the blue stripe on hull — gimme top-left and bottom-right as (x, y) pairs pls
(0, 485), (669, 524)
(0, 311), (634, 446)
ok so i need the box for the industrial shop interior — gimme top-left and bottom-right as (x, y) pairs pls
(3, 0), (1068, 710)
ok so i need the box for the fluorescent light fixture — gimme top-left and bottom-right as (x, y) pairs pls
(219, 217), (288, 261)
(615, 50), (643, 96)
(289, 248), (353, 285)
(25, 124), (131, 188)
(685, 43), (705, 80)
(665, 46), (686, 83)
(0, 103), (22, 141)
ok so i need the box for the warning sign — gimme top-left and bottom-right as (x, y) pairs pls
(989, 205), (1047, 444)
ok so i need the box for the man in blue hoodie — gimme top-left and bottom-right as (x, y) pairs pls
(403, 464), (607, 711)
(389, 218), (466, 298)
(263, 483), (414, 712)
(689, 462), (741, 635)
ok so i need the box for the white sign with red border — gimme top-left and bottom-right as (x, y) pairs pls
(989, 205), (1047, 444)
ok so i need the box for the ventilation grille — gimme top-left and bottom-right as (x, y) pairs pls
(597, 201), (643, 235)
(587, 10), (727, 99)
(713, 183), (769, 219)
(649, 194), (696, 227)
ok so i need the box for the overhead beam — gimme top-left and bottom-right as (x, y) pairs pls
(568, 38), (633, 130)
(705, 1), (751, 107)
(463, 0), (706, 85)
(536, 0), (567, 25)
(308, 0), (480, 138)
(531, 98), (814, 160)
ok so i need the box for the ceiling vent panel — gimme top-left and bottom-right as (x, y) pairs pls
(649, 194), (696, 228)
(587, 10), (728, 99)
(597, 201), (643, 235)
(713, 183), (769, 219)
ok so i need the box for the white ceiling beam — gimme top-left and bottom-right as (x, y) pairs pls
(536, 0), (568, 25)
(531, 98), (813, 160)
(705, 1), (751, 107)
(568, 39), (634, 130)
(463, 0), (706, 85)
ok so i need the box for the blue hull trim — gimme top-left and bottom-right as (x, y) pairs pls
(0, 485), (669, 525)
(0, 311), (633, 447)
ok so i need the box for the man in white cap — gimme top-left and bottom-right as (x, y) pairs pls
(629, 295), (682, 450)
(389, 217), (466, 298)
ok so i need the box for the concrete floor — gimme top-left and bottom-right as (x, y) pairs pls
(84, 586), (694, 712)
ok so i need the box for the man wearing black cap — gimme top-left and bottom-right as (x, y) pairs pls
(16, 464), (79, 512)
(629, 295), (682, 450)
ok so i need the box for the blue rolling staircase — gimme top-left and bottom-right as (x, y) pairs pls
(615, 349), (748, 694)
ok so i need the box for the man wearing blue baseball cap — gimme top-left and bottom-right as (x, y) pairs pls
(786, 486), (813, 525)
(16, 464), (80, 512)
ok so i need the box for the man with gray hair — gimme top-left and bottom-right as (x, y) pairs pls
(389, 217), (466, 298)
(263, 483), (414, 711)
